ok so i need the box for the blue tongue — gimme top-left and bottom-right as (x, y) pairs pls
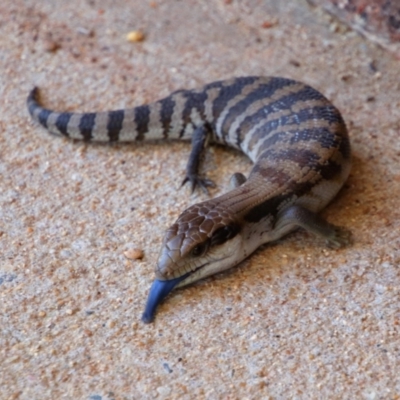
(141, 274), (189, 323)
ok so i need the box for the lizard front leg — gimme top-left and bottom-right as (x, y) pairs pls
(181, 125), (216, 194)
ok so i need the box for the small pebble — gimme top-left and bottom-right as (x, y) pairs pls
(124, 248), (144, 260)
(106, 320), (116, 329)
(261, 18), (278, 28)
(163, 362), (173, 373)
(126, 30), (145, 42)
(43, 39), (61, 53)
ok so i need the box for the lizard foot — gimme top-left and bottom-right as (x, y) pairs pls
(181, 174), (216, 194)
(326, 226), (353, 249)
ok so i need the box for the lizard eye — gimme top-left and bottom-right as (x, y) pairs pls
(191, 242), (208, 257)
(211, 224), (240, 246)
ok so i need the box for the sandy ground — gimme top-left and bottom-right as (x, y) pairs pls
(1, 1), (399, 399)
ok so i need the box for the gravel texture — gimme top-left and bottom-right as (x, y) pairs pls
(1, 1), (399, 399)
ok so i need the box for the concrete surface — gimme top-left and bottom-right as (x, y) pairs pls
(1, 0), (399, 399)
(308, 0), (400, 56)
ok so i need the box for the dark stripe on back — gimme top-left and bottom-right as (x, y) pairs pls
(240, 110), (343, 154)
(178, 90), (208, 138)
(319, 159), (342, 180)
(134, 105), (150, 141)
(235, 85), (328, 146)
(79, 113), (96, 141)
(107, 110), (124, 141)
(274, 105), (339, 128)
(55, 113), (72, 137)
(37, 109), (51, 129)
(220, 78), (297, 141)
(253, 127), (340, 158)
(209, 77), (260, 122)
(290, 127), (339, 149)
(299, 105), (342, 124)
(158, 96), (175, 137)
(278, 148), (321, 166)
(316, 105), (345, 125)
(257, 148), (322, 171)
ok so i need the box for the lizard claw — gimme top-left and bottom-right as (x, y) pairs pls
(326, 226), (353, 249)
(181, 174), (216, 194)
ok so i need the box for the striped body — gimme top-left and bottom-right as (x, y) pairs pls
(27, 76), (351, 323)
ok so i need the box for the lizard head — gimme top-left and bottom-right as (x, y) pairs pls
(141, 200), (245, 323)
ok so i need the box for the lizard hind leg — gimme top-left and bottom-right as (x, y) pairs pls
(274, 205), (352, 249)
(229, 172), (247, 190)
